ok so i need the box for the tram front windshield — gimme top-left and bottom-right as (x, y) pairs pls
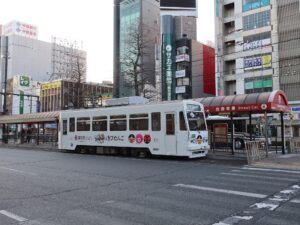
(186, 104), (206, 131)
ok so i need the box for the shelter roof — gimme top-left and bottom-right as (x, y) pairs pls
(196, 90), (290, 114)
(0, 111), (59, 124)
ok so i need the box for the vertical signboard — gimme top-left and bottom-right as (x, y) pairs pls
(19, 91), (24, 114)
(162, 33), (175, 101)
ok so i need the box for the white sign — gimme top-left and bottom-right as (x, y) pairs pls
(244, 38), (271, 51)
(176, 54), (190, 63)
(175, 86), (186, 94)
(175, 70), (186, 78)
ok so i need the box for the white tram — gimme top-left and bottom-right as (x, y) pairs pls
(59, 100), (209, 158)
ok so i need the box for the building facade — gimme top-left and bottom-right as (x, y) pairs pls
(175, 37), (215, 99)
(6, 75), (40, 115)
(215, 0), (300, 101)
(0, 21), (87, 113)
(113, 0), (160, 98)
(160, 1), (198, 101)
(40, 80), (113, 112)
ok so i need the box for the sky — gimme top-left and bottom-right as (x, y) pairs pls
(0, 0), (215, 83)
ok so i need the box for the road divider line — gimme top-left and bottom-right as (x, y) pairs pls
(291, 199), (300, 204)
(221, 172), (298, 182)
(0, 167), (37, 176)
(242, 167), (300, 174)
(174, 184), (267, 199)
(0, 210), (27, 222)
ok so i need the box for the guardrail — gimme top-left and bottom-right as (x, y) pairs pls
(2, 134), (57, 145)
(289, 138), (300, 153)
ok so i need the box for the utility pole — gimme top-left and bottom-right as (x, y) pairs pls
(2, 36), (9, 143)
(3, 36), (8, 114)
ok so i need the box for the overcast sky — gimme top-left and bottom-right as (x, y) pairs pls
(0, 0), (215, 83)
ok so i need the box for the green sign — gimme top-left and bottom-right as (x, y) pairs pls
(19, 91), (24, 114)
(254, 80), (263, 88)
(20, 76), (30, 87)
(263, 79), (272, 88)
(162, 33), (175, 100)
(245, 81), (254, 90)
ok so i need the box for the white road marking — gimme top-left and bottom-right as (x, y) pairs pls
(105, 200), (115, 204)
(280, 190), (296, 194)
(174, 184), (267, 199)
(221, 172), (297, 182)
(233, 216), (253, 220)
(0, 167), (37, 176)
(291, 199), (300, 204)
(212, 222), (230, 225)
(0, 210), (27, 222)
(242, 167), (300, 174)
(251, 202), (278, 211)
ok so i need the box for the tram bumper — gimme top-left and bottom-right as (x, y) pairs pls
(187, 145), (209, 158)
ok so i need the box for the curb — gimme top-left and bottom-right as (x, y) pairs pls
(0, 144), (60, 153)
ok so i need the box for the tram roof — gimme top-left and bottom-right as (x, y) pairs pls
(0, 111), (60, 124)
(196, 90), (290, 114)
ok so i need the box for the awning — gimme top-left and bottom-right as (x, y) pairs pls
(0, 112), (60, 124)
(196, 90), (290, 114)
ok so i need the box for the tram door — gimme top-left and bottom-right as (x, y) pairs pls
(165, 112), (177, 155)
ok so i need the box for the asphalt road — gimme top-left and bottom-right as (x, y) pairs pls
(0, 147), (299, 225)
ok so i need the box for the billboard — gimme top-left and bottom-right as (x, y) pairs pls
(160, 0), (196, 8)
(2, 20), (38, 39)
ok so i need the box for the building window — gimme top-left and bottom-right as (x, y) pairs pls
(110, 115), (127, 131)
(243, 10), (270, 31)
(151, 112), (161, 131)
(92, 116), (107, 131)
(77, 117), (91, 132)
(129, 113), (149, 131)
(244, 76), (273, 94)
(243, 32), (271, 51)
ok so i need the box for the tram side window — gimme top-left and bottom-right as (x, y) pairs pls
(77, 117), (91, 131)
(110, 115), (127, 131)
(179, 111), (187, 130)
(69, 118), (75, 132)
(166, 114), (175, 135)
(130, 113), (148, 131)
(151, 112), (161, 131)
(63, 120), (68, 135)
(92, 116), (107, 131)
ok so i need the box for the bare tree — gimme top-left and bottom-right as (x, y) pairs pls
(120, 21), (157, 98)
(51, 38), (87, 109)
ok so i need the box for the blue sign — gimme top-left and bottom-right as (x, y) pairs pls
(243, 0), (270, 12)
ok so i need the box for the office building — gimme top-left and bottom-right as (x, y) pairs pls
(215, 0), (300, 102)
(113, 0), (160, 98)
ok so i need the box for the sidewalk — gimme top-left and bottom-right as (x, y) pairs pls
(0, 142), (59, 152)
(252, 153), (300, 170)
